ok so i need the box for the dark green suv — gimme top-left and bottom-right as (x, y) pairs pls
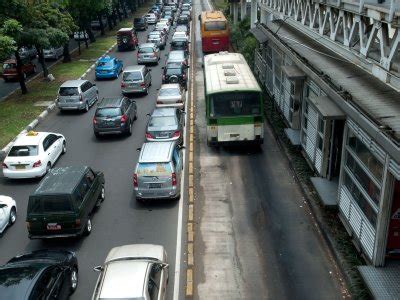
(26, 166), (105, 239)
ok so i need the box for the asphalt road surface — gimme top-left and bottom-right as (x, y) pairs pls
(0, 21), (188, 300)
(193, 0), (349, 299)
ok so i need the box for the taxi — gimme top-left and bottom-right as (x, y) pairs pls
(2, 131), (66, 179)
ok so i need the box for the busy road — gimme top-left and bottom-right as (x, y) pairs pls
(0, 6), (189, 299)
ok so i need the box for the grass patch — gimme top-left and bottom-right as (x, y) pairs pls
(0, 1), (153, 149)
(211, 0), (228, 11)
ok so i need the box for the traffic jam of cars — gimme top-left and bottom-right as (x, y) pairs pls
(0, 0), (192, 299)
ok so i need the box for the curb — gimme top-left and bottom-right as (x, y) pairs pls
(0, 43), (117, 160)
(263, 101), (354, 294)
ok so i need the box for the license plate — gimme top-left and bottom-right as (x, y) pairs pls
(149, 183), (162, 189)
(212, 40), (220, 45)
(15, 165), (26, 170)
(158, 132), (169, 138)
(47, 223), (61, 230)
(230, 133), (240, 138)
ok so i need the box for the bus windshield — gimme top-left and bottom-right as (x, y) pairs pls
(204, 21), (226, 31)
(210, 92), (261, 117)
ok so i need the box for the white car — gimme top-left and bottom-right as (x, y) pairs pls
(145, 13), (157, 24)
(74, 31), (89, 41)
(2, 131), (66, 179)
(156, 83), (186, 109)
(0, 196), (17, 234)
(172, 31), (189, 42)
(92, 244), (168, 300)
(156, 21), (170, 33)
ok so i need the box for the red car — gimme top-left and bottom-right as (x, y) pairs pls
(117, 28), (138, 51)
(2, 58), (36, 82)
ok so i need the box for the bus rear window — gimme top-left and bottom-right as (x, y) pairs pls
(211, 92), (261, 117)
(205, 21), (226, 31)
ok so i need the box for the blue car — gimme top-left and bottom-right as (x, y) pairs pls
(95, 56), (123, 79)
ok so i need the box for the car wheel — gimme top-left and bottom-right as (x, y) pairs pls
(127, 121), (133, 136)
(83, 218), (92, 236)
(8, 207), (16, 226)
(134, 111), (137, 121)
(70, 267), (78, 294)
(85, 102), (89, 112)
(62, 141), (67, 154)
(45, 162), (51, 174)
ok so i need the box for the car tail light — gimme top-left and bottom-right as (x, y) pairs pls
(145, 132), (153, 139)
(1, 162), (7, 169)
(93, 117), (97, 124)
(172, 172), (177, 186)
(140, 82), (145, 87)
(121, 114), (128, 123)
(133, 173), (138, 187)
(172, 131), (180, 138)
(75, 219), (81, 226)
(33, 160), (42, 168)
(121, 82), (126, 88)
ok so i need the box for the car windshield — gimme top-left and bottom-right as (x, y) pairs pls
(166, 68), (182, 76)
(205, 21), (226, 31)
(97, 61), (113, 67)
(3, 63), (16, 69)
(159, 88), (180, 96)
(123, 71), (142, 81)
(172, 41), (186, 47)
(8, 145), (38, 157)
(149, 116), (177, 127)
(95, 107), (121, 117)
(137, 163), (172, 176)
(59, 87), (79, 96)
(29, 196), (73, 213)
(134, 18), (144, 23)
(139, 47), (154, 53)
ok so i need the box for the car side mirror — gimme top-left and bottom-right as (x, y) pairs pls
(93, 266), (103, 272)
(136, 147), (141, 152)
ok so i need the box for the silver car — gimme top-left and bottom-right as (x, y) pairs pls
(134, 141), (183, 201)
(166, 50), (188, 67)
(146, 107), (184, 144)
(43, 46), (64, 60)
(18, 47), (37, 59)
(145, 13), (157, 24)
(137, 43), (160, 65)
(121, 65), (152, 95)
(92, 244), (168, 300)
(156, 83), (186, 109)
(56, 80), (99, 112)
(147, 31), (166, 50)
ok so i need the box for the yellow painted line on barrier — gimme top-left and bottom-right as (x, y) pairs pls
(189, 187), (194, 204)
(189, 162), (193, 175)
(186, 269), (193, 296)
(189, 151), (193, 162)
(188, 174), (194, 188)
(188, 223), (194, 242)
(188, 204), (194, 222)
(188, 243), (194, 266)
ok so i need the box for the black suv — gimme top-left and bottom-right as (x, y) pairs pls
(0, 250), (79, 300)
(162, 64), (188, 90)
(93, 97), (137, 137)
(134, 17), (148, 31)
(26, 166), (105, 239)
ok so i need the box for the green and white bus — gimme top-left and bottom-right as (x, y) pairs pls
(204, 52), (264, 146)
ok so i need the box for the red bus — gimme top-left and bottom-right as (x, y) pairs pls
(199, 11), (229, 53)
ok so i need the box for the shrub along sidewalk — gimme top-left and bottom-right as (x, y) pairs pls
(0, 4), (150, 149)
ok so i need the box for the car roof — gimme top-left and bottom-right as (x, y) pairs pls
(98, 56), (114, 62)
(139, 142), (175, 163)
(0, 264), (50, 299)
(160, 83), (181, 89)
(118, 28), (133, 32)
(139, 43), (155, 48)
(13, 131), (50, 147)
(169, 50), (185, 57)
(32, 166), (89, 196)
(60, 79), (87, 88)
(123, 65), (145, 72)
(98, 97), (124, 108)
(105, 244), (165, 263)
(99, 261), (149, 299)
(151, 107), (178, 117)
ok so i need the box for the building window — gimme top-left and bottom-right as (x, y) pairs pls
(317, 136), (323, 150)
(343, 172), (377, 227)
(346, 154), (381, 206)
(348, 131), (383, 181)
(318, 118), (324, 134)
